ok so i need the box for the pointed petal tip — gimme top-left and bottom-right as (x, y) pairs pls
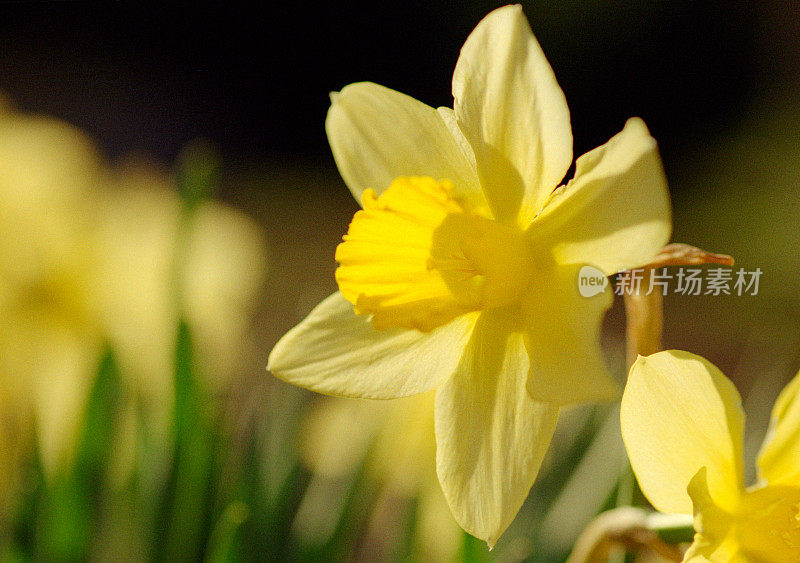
(265, 349), (285, 379)
(328, 91), (340, 105)
(467, 2), (522, 30)
(623, 116), (656, 142)
(266, 346), (278, 373)
(625, 116), (647, 129)
(488, 3), (524, 18)
(266, 334), (290, 374)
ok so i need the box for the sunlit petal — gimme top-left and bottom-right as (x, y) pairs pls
(453, 5), (572, 225)
(435, 308), (559, 547)
(621, 350), (744, 514)
(524, 264), (619, 405)
(436, 107), (477, 178)
(268, 292), (477, 399)
(530, 118), (671, 275)
(326, 82), (481, 204)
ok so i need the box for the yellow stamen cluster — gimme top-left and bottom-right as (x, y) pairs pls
(335, 176), (534, 331)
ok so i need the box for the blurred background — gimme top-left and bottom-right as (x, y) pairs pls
(0, 1), (798, 561)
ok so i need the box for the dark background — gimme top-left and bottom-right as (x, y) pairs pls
(2, 1), (797, 185)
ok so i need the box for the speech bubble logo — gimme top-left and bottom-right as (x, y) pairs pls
(578, 265), (608, 297)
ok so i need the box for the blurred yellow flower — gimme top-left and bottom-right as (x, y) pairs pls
(621, 350), (800, 561)
(297, 393), (462, 560)
(92, 163), (268, 445)
(269, 5), (671, 545)
(0, 103), (267, 498)
(0, 106), (107, 486)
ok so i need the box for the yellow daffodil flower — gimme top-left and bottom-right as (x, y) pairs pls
(269, 5), (671, 545)
(621, 350), (800, 561)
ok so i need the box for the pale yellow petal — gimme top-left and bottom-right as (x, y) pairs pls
(523, 263), (619, 406)
(434, 308), (560, 547)
(326, 82), (481, 203)
(757, 368), (800, 486)
(436, 107), (487, 214)
(621, 350), (744, 514)
(268, 292), (477, 399)
(452, 5), (572, 225)
(32, 320), (101, 478)
(530, 118), (671, 275)
(436, 107), (477, 177)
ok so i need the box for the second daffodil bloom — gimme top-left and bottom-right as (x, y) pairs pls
(269, 4), (671, 546)
(621, 351), (800, 561)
